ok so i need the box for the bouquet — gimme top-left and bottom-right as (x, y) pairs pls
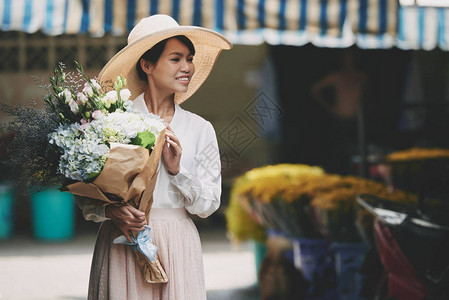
(46, 63), (164, 181)
(1, 62), (168, 283)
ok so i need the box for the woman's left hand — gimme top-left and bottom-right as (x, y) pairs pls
(162, 126), (182, 175)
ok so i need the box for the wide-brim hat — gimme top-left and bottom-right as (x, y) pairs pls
(98, 14), (232, 104)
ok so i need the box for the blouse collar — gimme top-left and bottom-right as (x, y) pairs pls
(133, 93), (181, 128)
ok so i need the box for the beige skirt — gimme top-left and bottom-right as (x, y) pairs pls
(88, 208), (206, 300)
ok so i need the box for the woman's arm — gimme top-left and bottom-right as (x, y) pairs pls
(168, 122), (221, 218)
(75, 196), (109, 223)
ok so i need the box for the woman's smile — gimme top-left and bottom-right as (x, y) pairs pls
(175, 75), (191, 85)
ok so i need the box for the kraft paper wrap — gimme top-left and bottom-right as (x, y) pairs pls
(67, 129), (168, 283)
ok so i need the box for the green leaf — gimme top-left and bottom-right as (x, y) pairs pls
(131, 131), (156, 150)
(87, 171), (100, 181)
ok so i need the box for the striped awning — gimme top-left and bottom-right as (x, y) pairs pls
(1, 0), (449, 50)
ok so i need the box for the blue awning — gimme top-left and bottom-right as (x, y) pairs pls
(1, 0), (448, 50)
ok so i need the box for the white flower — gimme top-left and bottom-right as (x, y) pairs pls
(69, 99), (79, 113)
(91, 111), (164, 146)
(123, 100), (135, 112)
(120, 89), (131, 101)
(105, 90), (118, 104)
(79, 119), (90, 131)
(103, 97), (111, 109)
(91, 79), (102, 92)
(58, 89), (72, 104)
(92, 110), (104, 120)
(83, 82), (93, 97)
(77, 92), (88, 105)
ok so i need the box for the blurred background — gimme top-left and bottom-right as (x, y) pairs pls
(1, 0), (449, 299)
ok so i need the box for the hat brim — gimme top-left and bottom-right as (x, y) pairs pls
(98, 26), (232, 104)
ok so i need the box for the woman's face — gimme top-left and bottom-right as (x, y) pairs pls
(149, 38), (195, 95)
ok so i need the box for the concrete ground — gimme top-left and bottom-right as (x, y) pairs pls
(0, 227), (260, 300)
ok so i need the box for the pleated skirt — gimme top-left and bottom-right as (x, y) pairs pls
(87, 208), (206, 300)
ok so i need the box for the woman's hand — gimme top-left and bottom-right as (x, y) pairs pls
(105, 205), (146, 242)
(162, 126), (182, 175)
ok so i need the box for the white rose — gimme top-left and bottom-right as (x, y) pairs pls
(120, 89), (131, 101)
(92, 110), (105, 120)
(77, 92), (88, 105)
(123, 100), (133, 111)
(83, 82), (93, 96)
(58, 89), (72, 104)
(105, 90), (118, 104)
(69, 99), (79, 113)
(79, 118), (90, 131)
(91, 79), (102, 92)
(103, 96), (111, 109)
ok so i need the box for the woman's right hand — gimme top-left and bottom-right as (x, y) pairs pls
(105, 205), (146, 242)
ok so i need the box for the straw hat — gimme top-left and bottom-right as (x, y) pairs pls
(98, 14), (232, 104)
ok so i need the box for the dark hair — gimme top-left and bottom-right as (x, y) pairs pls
(136, 35), (195, 81)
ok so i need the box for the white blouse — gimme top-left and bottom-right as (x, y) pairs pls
(76, 93), (222, 221)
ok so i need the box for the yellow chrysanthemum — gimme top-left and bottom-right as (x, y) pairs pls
(234, 164), (326, 203)
(386, 147), (449, 162)
(310, 175), (417, 211)
(225, 176), (266, 243)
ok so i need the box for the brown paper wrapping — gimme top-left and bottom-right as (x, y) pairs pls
(67, 129), (168, 283)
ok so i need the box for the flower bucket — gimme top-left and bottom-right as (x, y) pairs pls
(291, 237), (337, 300)
(31, 189), (74, 241)
(252, 239), (267, 285)
(0, 184), (14, 239)
(389, 158), (449, 199)
(266, 228), (294, 263)
(331, 242), (368, 300)
(291, 237), (330, 281)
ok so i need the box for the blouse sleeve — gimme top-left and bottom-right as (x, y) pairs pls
(169, 122), (221, 218)
(75, 196), (109, 223)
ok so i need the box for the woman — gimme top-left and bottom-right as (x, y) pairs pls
(76, 14), (232, 299)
